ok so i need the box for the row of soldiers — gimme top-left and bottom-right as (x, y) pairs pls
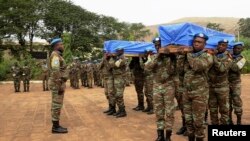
(11, 62), (31, 92)
(68, 58), (133, 89)
(99, 34), (246, 141)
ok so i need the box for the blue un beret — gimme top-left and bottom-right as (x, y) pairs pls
(218, 39), (229, 44)
(194, 33), (209, 41)
(233, 42), (244, 48)
(153, 37), (161, 43)
(51, 38), (62, 46)
(116, 47), (124, 51)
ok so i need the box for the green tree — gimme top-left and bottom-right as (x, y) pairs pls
(206, 22), (224, 32)
(238, 18), (250, 38)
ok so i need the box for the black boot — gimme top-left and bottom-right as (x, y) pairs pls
(52, 121), (68, 133)
(188, 134), (195, 141)
(116, 106), (127, 118)
(133, 101), (144, 111)
(165, 130), (172, 141)
(237, 115), (242, 125)
(147, 104), (154, 115)
(103, 104), (112, 113)
(155, 129), (164, 141)
(196, 137), (204, 141)
(107, 106), (116, 115)
(176, 117), (186, 135)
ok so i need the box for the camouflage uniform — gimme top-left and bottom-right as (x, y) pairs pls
(11, 63), (21, 92)
(109, 55), (127, 117)
(145, 54), (176, 131)
(228, 54), (246, 125)
(86, 63), (94, 88)
(183, 51), (213, 139)
(208, 51), (232, 125)
(129, 57), (145, 111)
(22, 63), (31, 92)
(48, 51), (68, 121)
(42, 61), (49, 91)
(99, 57), (112, 111)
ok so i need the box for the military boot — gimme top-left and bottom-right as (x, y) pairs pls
(103, 104), (112, 113)
(176, 117), (186, 135)
(133, 101), (144, 111)
(116, 106), (127, 118)
(107, 105), (116, 115)
(155, 130), (164, 141)
(147, 104), (154, 115)
(52, 121), (68, 133)
(237, 115), (242, 125)
(188, 134), (195, 141)
(165, 130), (172, 141)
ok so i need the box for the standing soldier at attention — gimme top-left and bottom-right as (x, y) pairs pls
(22, 61), (31, 92)
(86, 61), (94, 88)
(109, 47), (127, 118)
(228, 42), (246, 125)
(11, 62), (21, 92)
(42, 60), (49, 91)
(208, 39), (232, 125)
(99, 49), (112, 114)
(181, 33), (213, 141)
(48, 38), (68, 133)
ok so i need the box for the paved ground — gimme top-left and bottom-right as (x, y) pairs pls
(0, 75), (249, 141)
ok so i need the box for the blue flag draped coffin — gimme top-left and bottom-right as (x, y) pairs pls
(104, 40), (157, 56)
(158, 22), (235, 53)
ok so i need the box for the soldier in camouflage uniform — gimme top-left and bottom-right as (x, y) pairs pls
(228, 42), (246, 125)
(140, 49), (154, 115)
(208, 39), (232, 125)
(48, 38), (68, 133)
(86, 61), (94, 88)
(181, 33), (213, 141)
(11, 62), (21, 92)
(42, 60), (49, 91)
(145, 47), (177, 141)
(99, 49), (113, 114)
(109, 47), (127, 118)
(22, 61), (31, 92)
(129, 57), (145, 111)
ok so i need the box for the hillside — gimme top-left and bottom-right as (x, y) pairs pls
(144, 17), (240, 42)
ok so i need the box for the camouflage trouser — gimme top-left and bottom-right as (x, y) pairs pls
(23, 77), (30, 91)
(183, 86), (208, 138)
(87, 75), (93, 88)
(42, 74), (49, 90)
(13, 78), (20, 91)
(114, 75), (126, 108)
(209, 86), (229, 125)
(134, 76), (144, 105)
(104, 77), (110, 103)
(144, 74), (153, 107)
(229, 83), (242, 116)
(154, 81), (175, 130)
(107, 76), (115, 106)
(176, 86), (185, 116)
(49, 81), (65, 121)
